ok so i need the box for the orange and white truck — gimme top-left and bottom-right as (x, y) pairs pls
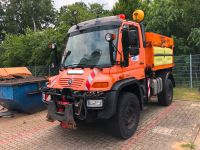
(42, 10), (175, 139)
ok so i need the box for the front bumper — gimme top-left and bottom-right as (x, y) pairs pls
(47, 101), (73, 122)
(47, 100), (76, 129)
(42, 87), (118, 122)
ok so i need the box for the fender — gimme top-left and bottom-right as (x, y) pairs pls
(168, 73), (175, 87)
(98, 78), (143, 119)
(159, 71), (175, 88)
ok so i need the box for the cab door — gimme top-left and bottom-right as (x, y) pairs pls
(121, 23), (145, 80)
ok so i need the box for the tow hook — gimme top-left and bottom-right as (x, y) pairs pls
(60, 121), (77, 129)
(59, 103), (77, 129)
(46, 100), (77, 129)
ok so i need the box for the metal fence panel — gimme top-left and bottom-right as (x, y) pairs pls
(173, 54), (200, 88)
(16, 54), (200, 89)
(27, 66), (59, 77)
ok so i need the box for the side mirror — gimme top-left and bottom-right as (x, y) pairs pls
(105, 33), (116, 42)
(121, 27), (129, 49)
(48, 43), (58, 68)
(48, 43), (57, 49)
(122, 28), (129, 67)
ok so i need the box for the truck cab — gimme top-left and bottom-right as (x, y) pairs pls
(42, 10), (175, 139)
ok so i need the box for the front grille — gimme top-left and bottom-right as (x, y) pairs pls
(59, 78), (85, 88)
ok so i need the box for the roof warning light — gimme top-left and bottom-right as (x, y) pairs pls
(117, 14), (126, 20)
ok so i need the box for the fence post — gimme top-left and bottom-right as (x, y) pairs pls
(190, 54), (193, 88)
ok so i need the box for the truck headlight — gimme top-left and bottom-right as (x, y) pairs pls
(87, 99), (103, 108)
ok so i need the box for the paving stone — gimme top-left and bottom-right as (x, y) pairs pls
(0, 100), (200, 150)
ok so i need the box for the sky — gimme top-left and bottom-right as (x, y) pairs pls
(53, 0), (117, 10)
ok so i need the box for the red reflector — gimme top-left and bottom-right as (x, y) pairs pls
(60, 122), (68, 129)
(117, 14), (126, 20)
(43, 93), (51, 101)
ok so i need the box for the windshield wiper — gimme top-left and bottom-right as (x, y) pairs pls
(62, 51), (71, 68)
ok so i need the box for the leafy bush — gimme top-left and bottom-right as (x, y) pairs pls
(0, 28), (65, 67)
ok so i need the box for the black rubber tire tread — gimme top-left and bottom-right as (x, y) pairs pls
(108, 92), (140, 139)
(158, 79), (173, 106)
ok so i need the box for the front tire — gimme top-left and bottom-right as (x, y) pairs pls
(109, 92), (140, 139)
(158, 79), (173, 106)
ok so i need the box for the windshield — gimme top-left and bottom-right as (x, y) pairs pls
(62, 26), (119, 68)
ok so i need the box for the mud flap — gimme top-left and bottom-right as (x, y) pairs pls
(46, 101), (76, 129)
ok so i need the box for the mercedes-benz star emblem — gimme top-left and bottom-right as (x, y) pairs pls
(68, 79), (73, 85)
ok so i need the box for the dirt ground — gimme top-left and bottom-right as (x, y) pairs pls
(0, 100), (200, 150)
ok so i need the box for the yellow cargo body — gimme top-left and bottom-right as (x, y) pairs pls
(153, 47), (173, 67)
(145, 32), (174, 71)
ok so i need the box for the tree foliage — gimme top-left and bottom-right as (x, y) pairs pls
(0, 29), (65, 66)
(0, 29), (64, 66)
(57, 2), (112, 33)
(0, 0), (199, 67)
(112, 0), (141, 20)
(0, 2), (111, 67)
(113, 0), (200, 55)
(1, 0), (56, 34)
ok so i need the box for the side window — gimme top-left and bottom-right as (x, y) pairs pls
(121, 24), (140, 66)
(129, 26), (139, 48)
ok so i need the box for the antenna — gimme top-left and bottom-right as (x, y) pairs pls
(71, 10), (79, 29)
(96, 9), (102, 18)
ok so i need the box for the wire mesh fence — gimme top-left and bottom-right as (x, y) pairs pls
(173, 54), (200, 88)
(26, 54), (200, 88)
(27, 66), (59, 77)
(28, 54), (200, 88)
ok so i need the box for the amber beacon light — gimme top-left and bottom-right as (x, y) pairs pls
(133, 10), (144, 22)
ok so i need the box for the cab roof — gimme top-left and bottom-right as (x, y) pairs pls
(67, 16), (123, 34)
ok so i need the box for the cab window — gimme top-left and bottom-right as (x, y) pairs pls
(128, 26), (139, 48)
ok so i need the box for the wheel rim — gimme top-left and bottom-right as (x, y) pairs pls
(123, 104), (137, 129)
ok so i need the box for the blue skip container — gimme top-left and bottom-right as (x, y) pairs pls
(0, 77), (47, 113)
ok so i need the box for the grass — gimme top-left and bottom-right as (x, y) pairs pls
(174, 87), (200, 100)
(181, 142), (196, 149)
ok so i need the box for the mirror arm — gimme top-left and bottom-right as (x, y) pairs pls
(110, 42), (124, 66)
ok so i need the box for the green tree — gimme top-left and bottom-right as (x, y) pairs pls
(57, 2), (111, 33)
(0, 0), (7, 32)
(113, 0), (200, 55)
(0, 29), (64, 66)
(187, 28), (200, 54)
(112, 0), (142, 20)
(0, 2), (112, 67)
(89, 3), (112, 18)
(143, 0), (200, 55)
(3, 0), (56, 34)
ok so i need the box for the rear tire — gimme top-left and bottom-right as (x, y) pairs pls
(158, 79), (173, 106)
(108, 92), (140, 139)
